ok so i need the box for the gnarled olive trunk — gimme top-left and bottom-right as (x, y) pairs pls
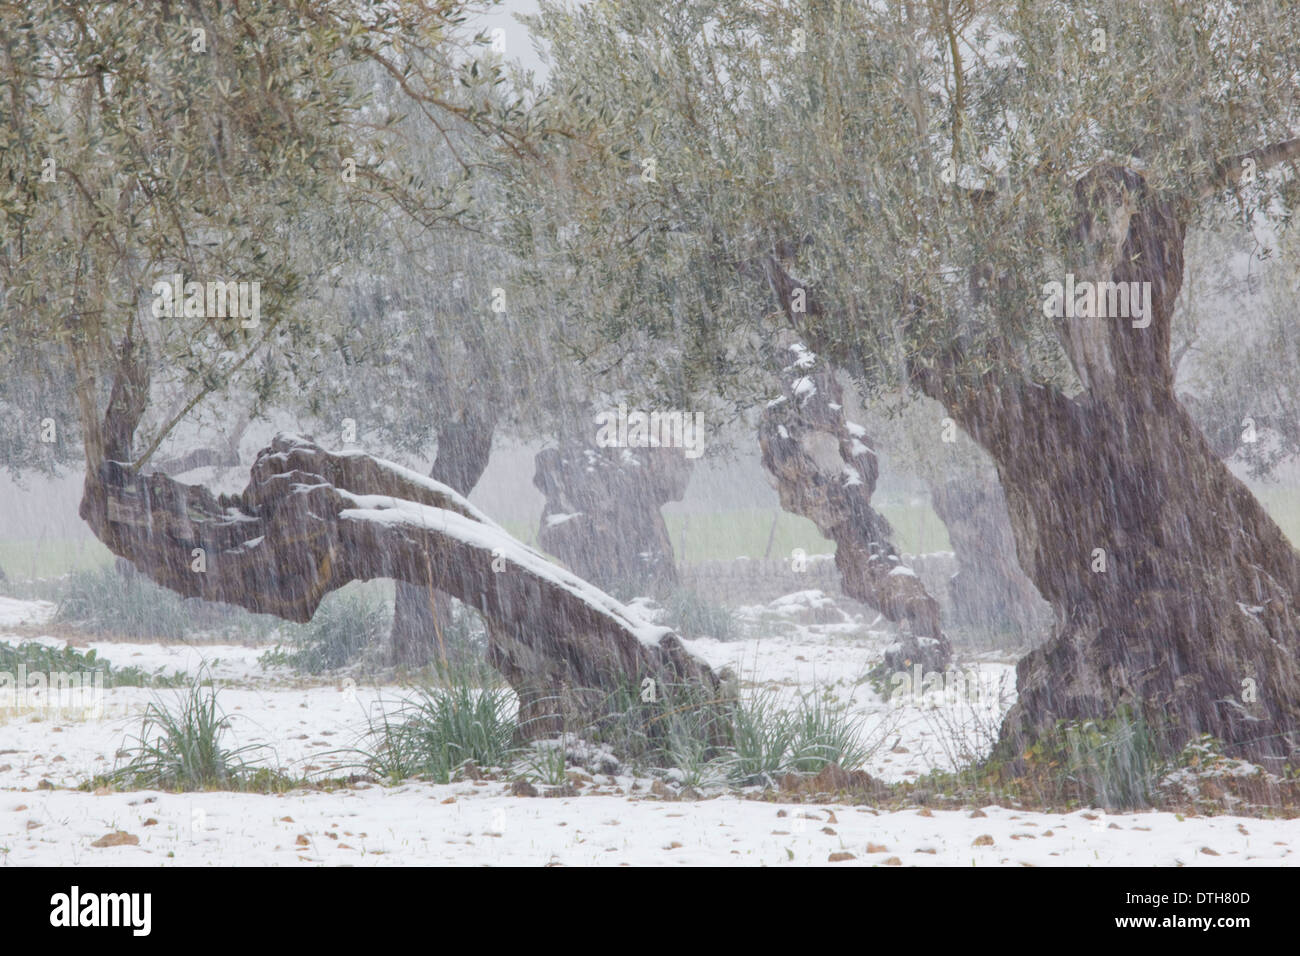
(80, 425), (721, 740)
(912, 168), (1300, 764)
(758, 343), (951, 675)
(760, 161), (1300, 765)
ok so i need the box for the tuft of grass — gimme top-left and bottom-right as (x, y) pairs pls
(663, 723), (728, 788)
(787, 693), (876, 773)
(581, 678), (731, 772)
(725, 689), (878, 784)
(725, 690), (798, 783)
(514, 738), (569, 786)
(580, 679), (874, 786)
(912, 708), (1172, 812)
(1061, 710), (1163, 811)
(361, 681), (518, 784)
(104, 677), (289, 792)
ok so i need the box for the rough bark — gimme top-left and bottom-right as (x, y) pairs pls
(80, 432), (721, 739)
(388, 412), (497, 668)
(759, 156), (1300, 765)
(533, 436), (691, 597)
(928, 471), (1049, 642)
(906, 167), (1300, 764)
(757, 344), (951, 675)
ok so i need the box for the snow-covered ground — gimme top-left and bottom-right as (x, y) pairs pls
(0, 595), (1292, 866)
(6, 786), (1292, 866)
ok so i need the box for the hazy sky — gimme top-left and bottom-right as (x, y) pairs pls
(476, 0), (547, 78)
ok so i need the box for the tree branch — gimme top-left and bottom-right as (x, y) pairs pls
(1200, 136), (1300, 199)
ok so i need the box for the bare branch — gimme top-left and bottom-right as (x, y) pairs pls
(1200, 136), (1300, 199)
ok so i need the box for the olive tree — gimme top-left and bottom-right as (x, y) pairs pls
(511, 0), (1300, 763)
(0, 0), (721, 733)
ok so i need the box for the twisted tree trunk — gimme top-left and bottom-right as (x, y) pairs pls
(80, 427), (720, 739)
(758, 344), (951, 675)
(907, 167), (1300, 764)
(760, 153), (1300, 765)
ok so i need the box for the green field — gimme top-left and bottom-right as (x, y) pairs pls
(663, 502), (951, 563)
(508, 502), (951, 563)
(3, 485), (1296, 585)
(0, 536), (114, 582)
(1250, 486), (1300, 547)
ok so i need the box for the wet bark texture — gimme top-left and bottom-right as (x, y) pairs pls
(761, 160), (1300, 764)
(80, 431), (720, 740)
(757, 344), (951, 675)
(533, 438), (691, 598)
(928, 472), (1049, 641)
(908, 168), (1300, 763)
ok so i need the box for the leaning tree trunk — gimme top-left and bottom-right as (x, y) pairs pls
(81, 423), (721, 741)
(908, 167), (1300, 765)
(758, 343), (951, 675)
(388, 413), (497, 668)
(533, 435), (692, 598)
(928, 471), (1049, 642)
